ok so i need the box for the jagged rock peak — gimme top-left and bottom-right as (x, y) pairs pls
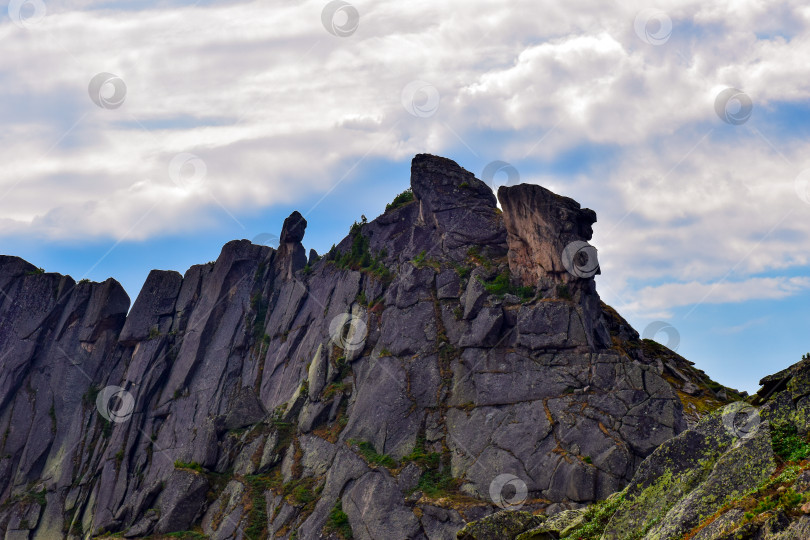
(498, 183), (598, 290)
(280, 210), (307, 244)
(406, 154), (506, 257)
(410, 153), (497, 212)
(276, 210), (308, 278)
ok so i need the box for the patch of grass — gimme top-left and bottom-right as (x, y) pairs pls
(69, 521), (83, 536)
(242, 473), (319, 537)
(557, 283), (572, 300)
(269, 411), (296, 455)
(165, 532), (207, 539)
(25, 267), (45, 275)
(254, 260), (266, 279)
(465, 245), (495, 270)
(279, 476), (319, 509)
(478, 271), (535, 301)
(100, 418), (112, 438)
(561, 493), (625, 539)
(402, 435), (437, 466)
(744, 489), (803, 520)
(770, 421), (810, 462)
(244, 474), (271, 538)
(334, 355), (351, 380)
(385, 188), (415, 212)
(348, 439), (397, 468)
(312, 401), (349, 443)
(451, 262), (471, 279)
(325, 499), (353, 539)
(25, 488), (47, 507)
(416, 466), (456, 498)
(403, 436), (457, 498)
(173, 460), (205, 473)
(292, 484), (316, 505)
(250, 292), (268, 342)
(147, 326), (161, 340)
(322, 382), (347, 400)
(327, 221), (391, 281)
(411, 250), (441, 271)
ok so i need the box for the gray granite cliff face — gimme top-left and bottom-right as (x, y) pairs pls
(0, 155), (690, 539)
(461, 355), (810, 540)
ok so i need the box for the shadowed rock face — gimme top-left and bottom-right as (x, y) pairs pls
(0, 155), (691, 539)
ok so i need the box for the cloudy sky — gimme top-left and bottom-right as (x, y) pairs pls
(2, 0), (810, 392)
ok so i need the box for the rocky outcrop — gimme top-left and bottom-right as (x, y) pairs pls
(277, 210), (308, 280)
(0, 257), (128, 539)
(0, 154), (713, 539)
(463, 352), (810, 540)
(411, 154), (507, 257)
(498, 184), (597, 292)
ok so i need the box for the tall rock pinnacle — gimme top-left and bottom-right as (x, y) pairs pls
(276, 210), (307, 279)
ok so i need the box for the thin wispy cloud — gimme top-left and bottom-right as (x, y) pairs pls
(713, 316), (771, 335)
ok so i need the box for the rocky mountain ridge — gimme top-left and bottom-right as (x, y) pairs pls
(0, 154), (738, 539)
